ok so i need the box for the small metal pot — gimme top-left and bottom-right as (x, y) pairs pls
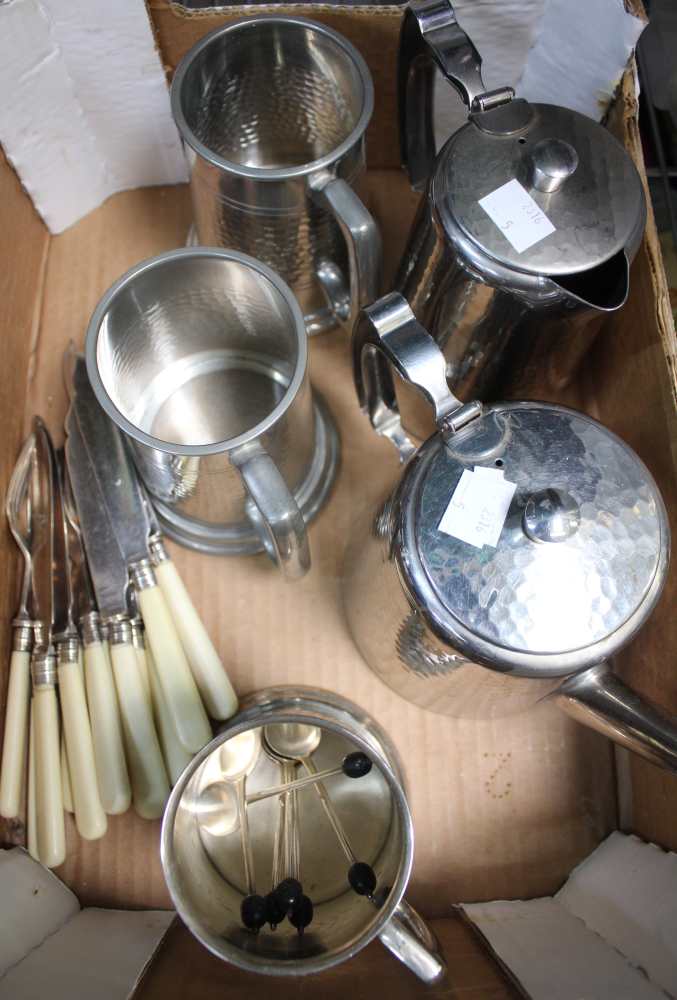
(161, 686), (445, 983)
(395, 0), (645, 414)
(344, 293), (677, 772)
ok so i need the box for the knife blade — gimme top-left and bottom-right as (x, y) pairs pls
(65, 410), (168, 820)
(69, 356), (211, 753)
(30, 418), (54, 649)
(64, 411), (129, 621)
(30, 418), (65, 869)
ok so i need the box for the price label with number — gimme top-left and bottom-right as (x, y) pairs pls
(438, 466), (517, 549)
(478, 178), (555, 254)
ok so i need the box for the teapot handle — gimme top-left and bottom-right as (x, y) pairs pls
(352, 292), (482, 462)
(399, 1), (521, 190)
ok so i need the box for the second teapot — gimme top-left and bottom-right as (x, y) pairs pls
(396, 0), (645, 408)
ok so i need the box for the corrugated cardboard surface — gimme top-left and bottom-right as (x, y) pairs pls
(12, 171), (617, 913)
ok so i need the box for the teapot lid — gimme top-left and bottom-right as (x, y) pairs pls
(403, 402), (668, 675)
(436, 102), (645, 278)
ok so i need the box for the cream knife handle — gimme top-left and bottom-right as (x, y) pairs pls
(109, 639), (169, 820)
(61, 733), (73, 812)
(154, 559), (238, 720)
(58, 648), (107, 840)
(134, 646), (151, 705)
(0, 649), (31, 818)
(136, 582), (211, 753)
(84, 640), (131, 815)
(33, 683), (66, 868)
(27, 700), (39, 861)
(147, 647), (192, 786)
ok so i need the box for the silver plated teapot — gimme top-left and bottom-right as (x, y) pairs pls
(344, 292), (677, 772)
(395, 0), (646, 408)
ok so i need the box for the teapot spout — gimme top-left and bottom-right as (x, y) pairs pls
(553, 250), (629, 312)
(552, 662), (677, 773)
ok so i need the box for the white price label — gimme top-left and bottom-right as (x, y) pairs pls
(478, 178), (555, 254)
(438, 466), (516, 549)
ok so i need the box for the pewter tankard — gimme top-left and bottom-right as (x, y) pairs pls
(343, 292), (677, 773)
(394, 0), (646, 412)
(86, 249), (339, 576)
(171, 17), (381, 336)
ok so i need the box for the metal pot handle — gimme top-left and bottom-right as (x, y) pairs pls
(379, 898), (446, 984)
(552, 663), (677, 773)
(231, 443), (310, 581)
(399, 0), (493, 189)
(310, 171), (382, 330)
(352, 291), (482, 462)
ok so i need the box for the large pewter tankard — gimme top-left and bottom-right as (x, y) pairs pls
(343, 293), (677, 772)
(396, 0), (646, 408)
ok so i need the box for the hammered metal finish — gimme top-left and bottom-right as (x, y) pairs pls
(416, 406), (663, 655)
(173, 17), (373, 334)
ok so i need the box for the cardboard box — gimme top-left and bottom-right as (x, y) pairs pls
(1, 2), (676, 995)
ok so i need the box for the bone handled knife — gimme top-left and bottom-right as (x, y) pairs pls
(51, 446), (107, 842)
(62, 461), (131, 816)
(70, 357), (211, 754)
(30, 418), (65, 869)
(65, 415), (169, 820)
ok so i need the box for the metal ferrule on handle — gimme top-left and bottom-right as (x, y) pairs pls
(398, 0), (513, 189)
(352, 292), (482, 462)
(80, 610), (103, 647)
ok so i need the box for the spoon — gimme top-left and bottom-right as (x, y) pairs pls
(264, 724), (358, 865)
(264, 724), (321, 885)
(197, 729), (260, 894)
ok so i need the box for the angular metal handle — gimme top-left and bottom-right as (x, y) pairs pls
(399, 0), (486, 189)
(352, 292), (481, 462)
(310, 172), (382, 329)
(232, 444), (310, 581)
(553, 663), (677, 772)
(379, 899), (446, 984)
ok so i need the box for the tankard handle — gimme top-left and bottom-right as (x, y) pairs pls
(399, 0), (486, 189)
(379, 898), (446, 984)
(310, 172), (382, 330)
(552, 663), (677, 773)
(352, 292), (482, 462)
(231, 443), (311, 581)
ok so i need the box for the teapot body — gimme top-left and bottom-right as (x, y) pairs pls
(344, 477), (562, 719)
(397, 175), (618, 414)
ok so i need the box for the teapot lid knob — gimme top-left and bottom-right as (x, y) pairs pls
(527, 138), (579, 193)
(522, 488), (581, 543)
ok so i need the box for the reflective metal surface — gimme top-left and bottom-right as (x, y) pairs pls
(86, 248), (340, 574)
(344, 294), (676, 769)
(161, 687), (445, 981)
(395, 0), (646, 412)
(171, 17), (381, 335)
(6, 432), (35, 638)
(30, 419), (56, 648)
